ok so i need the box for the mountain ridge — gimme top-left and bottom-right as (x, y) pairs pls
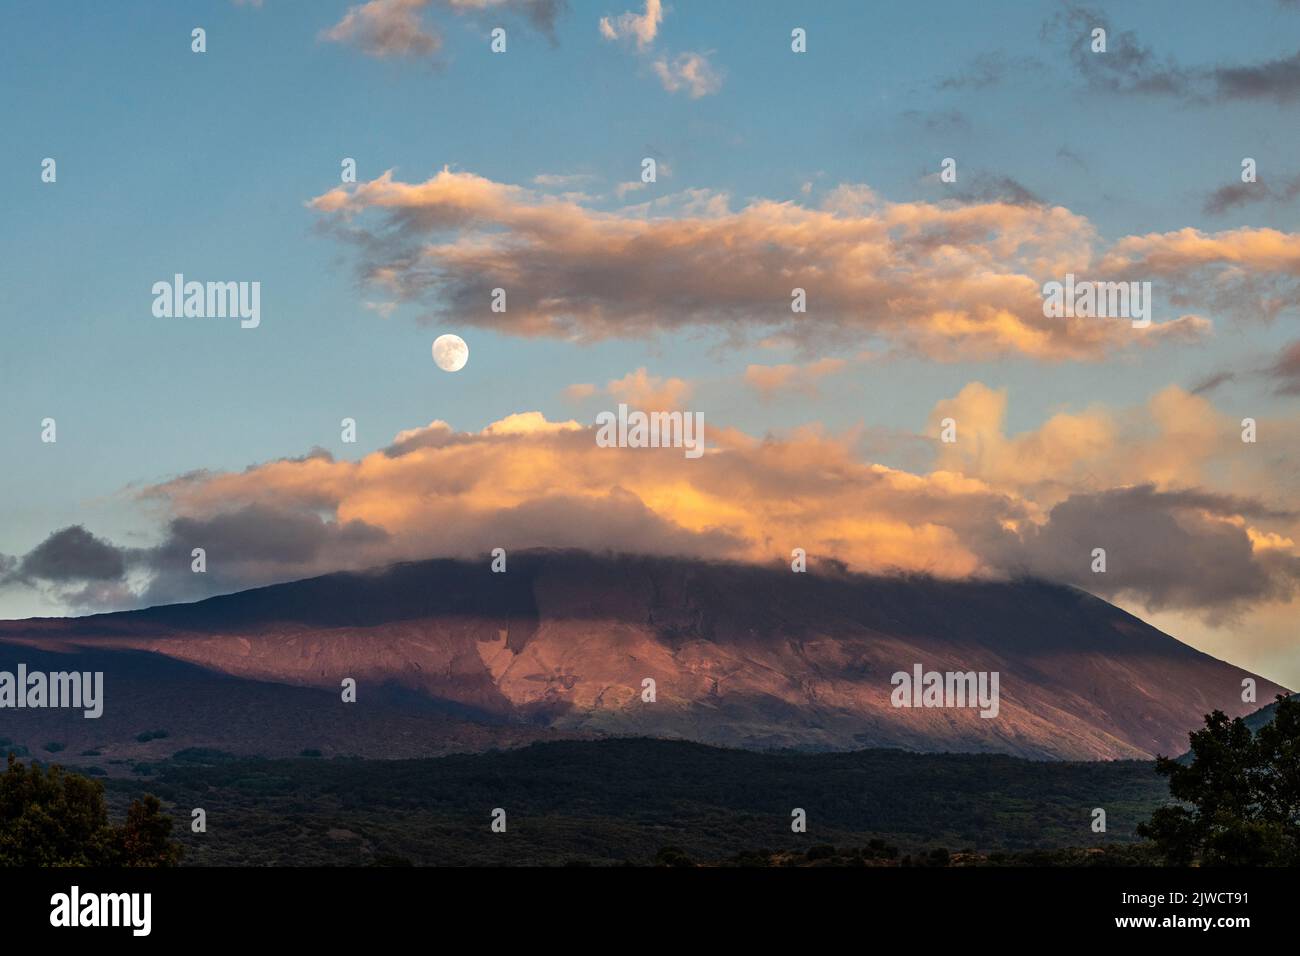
(0, 549), (1287, 760)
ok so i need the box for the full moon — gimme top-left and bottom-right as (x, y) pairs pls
(432, 333), (469, 372)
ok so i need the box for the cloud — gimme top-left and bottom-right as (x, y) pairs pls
(1056, 145), (1087, 169)
(364, 300), (398, 318)
(533, 172), (595, 188)
(1189, 370), (1236, 395)
(444, 0), (568, 36)
(322, 0), (566, 59)
(1098, 226), (1300, 327)
(384, 412), (582, 458)
(606, 367), (693, 410)
(598, 0), (662, 50)
(1204, 182), (1267, 217)
(1007, 486), (1300, 620)
(309, 168), (1240, 361)
(925, 383), (1300, 618)
(1213, 50), (1300, 103)
(936, 52), (1043, 90)
(7, 372), (1298, 623)
(1203, 176), (1300, 216)
(1043, 3), (1192, 96)
(322, 0), (442, 58)
(927, 382), (1287, 509)
(597, 2), (722, 98)
(1046, 4), (1300, 103)
(1182, 341), (1300, 397)
(12, 526), (127, 583)
(0, 381), (1262, 620)
(744, 358), (849, 400)
(652, 51), (723, 98)
(131, 412), (1016, 597)
(562, 368), (692, 409)
(900, 109), (971, 133)
(1266, 339), (1300, 394)
(1, 527), (140, 612)
(949, 173), (1045, 208)
(139, 506), (391, 607)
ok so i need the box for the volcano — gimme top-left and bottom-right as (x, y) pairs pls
(0, 550), (1285, 761)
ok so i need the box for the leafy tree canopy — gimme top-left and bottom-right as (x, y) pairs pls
(0, 754), (182, 867)
(1139, 695), (1300, 865)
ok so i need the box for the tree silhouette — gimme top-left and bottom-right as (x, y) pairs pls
(0, 754), (182, 867)
(1139, 695), (1299, 865)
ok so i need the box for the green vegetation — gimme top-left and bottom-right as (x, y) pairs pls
(0, 755), (182, 867)
(12, 699), (1291, 867)
(97, 738), (1168, 867)
(1139, 695), (1300, 865)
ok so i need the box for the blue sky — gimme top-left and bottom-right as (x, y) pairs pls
(1, 1), (1298, 683)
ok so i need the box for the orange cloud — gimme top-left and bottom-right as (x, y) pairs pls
(744, 358), (849, 399)
(1099, 226), (1300, 324)
(310, 169), (1230, 360)
(562, 368), (693, 410)
(134, 385), (1299, 621)
(605, 367), (693, 410)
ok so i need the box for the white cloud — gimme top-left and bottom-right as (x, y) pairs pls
(598, 0), (663, 50)
(653, 51), (723, 98)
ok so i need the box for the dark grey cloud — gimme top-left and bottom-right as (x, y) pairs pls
(998, 485), (1300, 617)
(497, 0), (568, 37)
(16, 526), (127, 583)
(1043, 4), (1192, 97)
(140, 505), (390, 605)
(1266, 339), (1300, 395)
(1203, 176), (1300, 216)
(427, 0), (567, 39)
(1189, 370), (1237, 395)
(936, 52), (1044, 90)
(1056, 145), (1087, 169)
(1045, 4), (1300, 104)
(1204, 182), (1267, 216)
(165, 507), (386, 566)
(952, 173), (1045, 207)
(900, 108), (971, 133)
(1213, 50), (1300, 103)
(0, 509), (391, 612)
(1185, 341), (1300, 397)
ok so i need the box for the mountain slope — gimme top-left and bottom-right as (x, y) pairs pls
(1242, 692), (1298, 733)
(0, 550), (1286, 759)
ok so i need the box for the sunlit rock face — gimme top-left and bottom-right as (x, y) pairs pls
(0, 550), (1287, 761)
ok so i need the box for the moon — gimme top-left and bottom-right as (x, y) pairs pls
(432, 333), (469, 372)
